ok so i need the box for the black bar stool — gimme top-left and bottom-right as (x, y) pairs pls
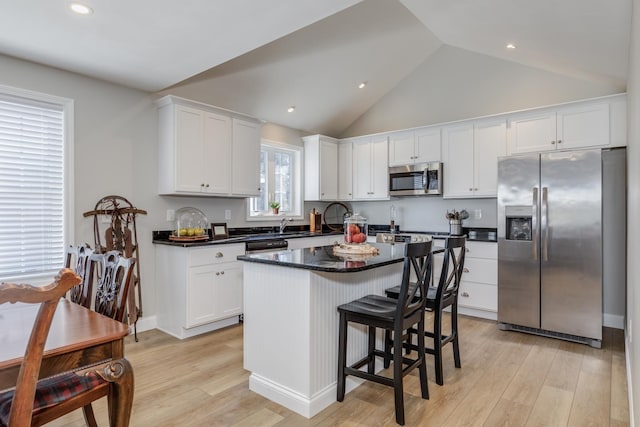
(385, 236), (466, 386)
(337, 241), (432, 425)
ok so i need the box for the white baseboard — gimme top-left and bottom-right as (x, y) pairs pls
(626, 333), (635, 427)
(604, 313), (625, 329)
(249, 373), (364, 418)
(128, 315), (157, 335)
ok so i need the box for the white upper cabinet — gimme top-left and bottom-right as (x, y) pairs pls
(388, 127), (440, 166)
(353, 135), (389, 200)
(157, 95), (261, 197)
(303, 135), (338, 201)
(474, 119), (508, 197)
(337, 141), (353, 200)
(443, 118), (507, 198)
(509, 101), (611, 154)
(231, 118), (261, 196)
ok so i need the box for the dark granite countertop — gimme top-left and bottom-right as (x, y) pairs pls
(152, 229), (343, 247)
(237, 243), (407, 273)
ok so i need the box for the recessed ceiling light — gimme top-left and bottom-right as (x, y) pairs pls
(70, 2), (93, 15)
(506, 43), (517, 50)
(358, 82), (367, 89)
(287, 106), (295, 113)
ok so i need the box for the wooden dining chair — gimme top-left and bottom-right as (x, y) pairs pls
(0, 269), (80, 426)
(71, 251), (136, 425)
(91, 251), (136, 323)
(0, 269), (134, 427)
(64, 244), (95, 308)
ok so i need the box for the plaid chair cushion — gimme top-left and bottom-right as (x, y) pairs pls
(0, 370), (105, 425)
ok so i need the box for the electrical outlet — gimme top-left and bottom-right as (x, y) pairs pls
(224, 209), (231, 220)
(474, 209), (482, 220)
(166, 209), (175, 221)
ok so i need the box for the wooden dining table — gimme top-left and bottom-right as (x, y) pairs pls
(0, 298), (133, 426)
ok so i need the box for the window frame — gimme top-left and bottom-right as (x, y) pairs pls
(246, 139), (303, 221)
(0, 84), (74, 285)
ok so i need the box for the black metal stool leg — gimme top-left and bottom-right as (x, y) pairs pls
(337, 312), (348, 401)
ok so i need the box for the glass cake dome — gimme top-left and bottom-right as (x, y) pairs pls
(344, 212), (368, 245)
(172, 207), (209, 238)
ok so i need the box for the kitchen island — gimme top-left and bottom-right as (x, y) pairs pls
(238, 243), (406, 418)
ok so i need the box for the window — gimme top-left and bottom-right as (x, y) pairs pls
(0, 86), (73, 284)
(248, 139), (302, 219)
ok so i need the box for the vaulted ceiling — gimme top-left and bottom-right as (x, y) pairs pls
(0, 0), (632, 136)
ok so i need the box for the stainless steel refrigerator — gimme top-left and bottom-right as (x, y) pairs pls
(497, 148), (626, 348)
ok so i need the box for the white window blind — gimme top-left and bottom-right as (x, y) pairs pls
(0, 93), (65, 283)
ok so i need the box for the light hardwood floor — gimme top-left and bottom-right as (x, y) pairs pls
(48, 313), (629, 426)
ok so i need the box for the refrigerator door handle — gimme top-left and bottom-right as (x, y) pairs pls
(542, 186), (549, 261)
(532, 187), (538, 260)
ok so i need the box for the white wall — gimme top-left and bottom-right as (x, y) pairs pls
(627, 0), (640, 424)
(341, 45), (623, 138)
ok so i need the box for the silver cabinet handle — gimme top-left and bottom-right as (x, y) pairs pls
(461, 292), (470, 297)
(557, 139), (562, 144)
(220, 271), (225, 275)
(216, 272), (220, 276)
(205, 184), (210, 188)
(474, 188), (478, 191)
(551, 141), (556, 145)
(463, 268), (470, 273)
(469, 188), (473, 191)
(215, 252), (223, 258)
(465, 248), (470, 253)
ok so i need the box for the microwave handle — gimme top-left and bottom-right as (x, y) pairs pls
(423, 167), (432, 193)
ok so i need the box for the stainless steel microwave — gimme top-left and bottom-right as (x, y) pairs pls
(389, 162), (443, 196)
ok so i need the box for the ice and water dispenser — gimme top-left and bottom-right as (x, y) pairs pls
(505, 206), (533, 241)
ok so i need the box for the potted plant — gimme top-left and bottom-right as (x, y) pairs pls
(269, 201), (280, 214)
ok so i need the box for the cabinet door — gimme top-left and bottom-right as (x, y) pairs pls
(203, 112), (232, 194)
(352, 139), (372, 199)
(474, 119), (507, 197)
(414, 127), (441, 164)
(338, 141), (353, 200)
(175, 105), (206, 193)
(186, 265), (219, 328)
(319, 140), (338, 200)
(370, 136), (389, 199)
(558, 102), (610, 150)
(388, 131), (415, 166)
(231, 118), (261, 196)
(509, 111), (557, 153)
(213, 262), (243, 319)
(442, 123), (474, 198)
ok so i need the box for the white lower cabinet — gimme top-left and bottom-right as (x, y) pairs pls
(433, 240), (497, 320)
(156, 243), (245, 339)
